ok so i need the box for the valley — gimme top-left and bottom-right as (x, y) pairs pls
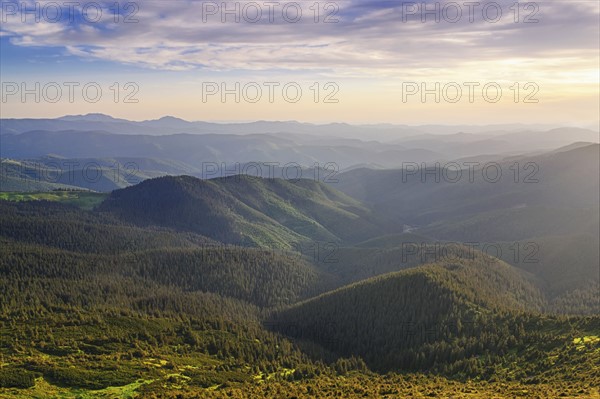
(0, 139), (598, 397)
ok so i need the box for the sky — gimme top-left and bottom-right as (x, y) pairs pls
(1, 0), (599, 125)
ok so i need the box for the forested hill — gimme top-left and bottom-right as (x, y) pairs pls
(270, 257), (597, 376)
(328, 144), (600, 314)
(0, 200), (329, 309)
(98, 175), (387, 246)
(1, 171), (599, 397)
(333, 143), (599, 225)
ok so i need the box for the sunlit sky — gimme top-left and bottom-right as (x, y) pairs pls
(1, 0), (599, 125)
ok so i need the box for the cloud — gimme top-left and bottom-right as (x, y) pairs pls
(1, 0), (598, 77)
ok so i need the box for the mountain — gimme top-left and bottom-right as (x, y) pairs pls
(0, 115), (421, 139)
(311, 242), (476, 287)
(0, 199), (214, 254)
(0, 200), (327, 308)
(391, 128), (599, 158)
(0, 158), (82, 191)
(0, 156), (198, 192)
(269, 256), (598, 375)
(0, 198), (340, 394)
(1, 170), (599, 398)
(2, 118), (597, 182)
(546, 141), (598, 154)
(419, 206), (599, 242)
(98, 175), (386, 246)
(330, 144), (599, 309)
(498, 234), (600, 314)
(335, 144), (599, 224)
(496, 128), (600, 150)
(141, 115), (206, 130)
(57, 113), (130, 123)
(1, 127), (598, 397)
(3, 115), (562, 140)
(0, 130), (445, 171)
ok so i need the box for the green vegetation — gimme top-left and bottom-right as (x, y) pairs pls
(0, 160), (598, 398)
(334, 145), (600, 314)
(271, 259), (598, 376)
(0, 191), (107, 210)
(0, 157), (172, 193)
(99, 175), (384, 246)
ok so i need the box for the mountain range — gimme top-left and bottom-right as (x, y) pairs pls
(0, 117), (598, 398)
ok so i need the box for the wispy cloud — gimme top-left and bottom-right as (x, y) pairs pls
(1, 0), (598, 76)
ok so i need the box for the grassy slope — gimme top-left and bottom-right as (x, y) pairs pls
(0, 191), (107, 210)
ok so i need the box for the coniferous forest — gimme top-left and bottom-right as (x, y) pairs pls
(1, 145), (599, 398)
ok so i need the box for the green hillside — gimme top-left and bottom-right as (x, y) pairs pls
(495, 235), (600, 314)
(419, 206), (599, 243)
(0, 155), (598, 398)
(331, 144), (600, 314)
(0, 157), (192, 193)
(0, 191), (107, 210)
(0, 200), (324, 308)
(99, 175), (384, 247)
(334, 144), (599, 225)
(271, 258), (598, 378)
